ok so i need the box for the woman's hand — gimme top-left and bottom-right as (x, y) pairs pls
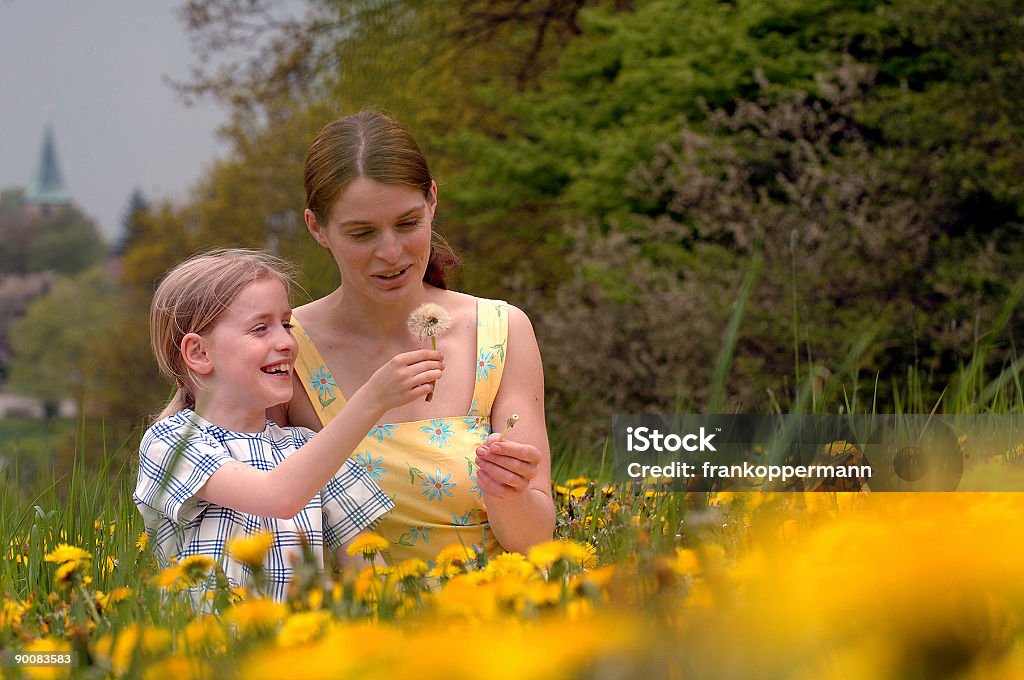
(475, 433), (542, 499)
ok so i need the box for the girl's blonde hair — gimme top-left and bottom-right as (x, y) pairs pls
(150, 248), (296, 422)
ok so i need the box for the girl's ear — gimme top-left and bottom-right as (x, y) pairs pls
(181, 333), (214, 376)
(305, 208), (330, 248)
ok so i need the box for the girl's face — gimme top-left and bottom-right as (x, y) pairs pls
(306, 177), (436, 305)
(193, 276), (297, 431)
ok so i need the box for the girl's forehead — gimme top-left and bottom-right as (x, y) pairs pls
(224, 277), (289, 315)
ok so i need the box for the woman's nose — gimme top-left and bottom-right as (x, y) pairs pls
(375, 228), (402, 263)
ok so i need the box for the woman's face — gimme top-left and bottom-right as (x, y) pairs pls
(307, 176), (436, 304)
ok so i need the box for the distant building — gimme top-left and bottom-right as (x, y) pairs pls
(23, 124), (72, 219)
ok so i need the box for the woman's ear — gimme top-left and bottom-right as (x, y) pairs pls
(428, 181), (438, 211)
(305, 209), (330, 248)
(181, 333), (214, 376)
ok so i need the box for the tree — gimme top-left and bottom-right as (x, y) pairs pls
(7, 267), (120, 418)
(116, 188), (151, 255)
(25, 206), (108, 275)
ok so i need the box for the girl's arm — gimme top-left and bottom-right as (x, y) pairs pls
(474, 305), (556, 554)
(198, 350), (443, 519)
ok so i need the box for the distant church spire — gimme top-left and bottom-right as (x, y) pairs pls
(25, 123), (71, 207)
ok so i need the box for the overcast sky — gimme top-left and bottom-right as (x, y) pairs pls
(0, 0), (228, 241)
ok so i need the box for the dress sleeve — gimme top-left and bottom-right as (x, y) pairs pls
(320, 458), (395, 550)
(133, 417), (232, 526)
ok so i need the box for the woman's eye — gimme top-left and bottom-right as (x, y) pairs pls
(349, 231), (373, 240)
(250, 324), (267, 334)
(398, 220), (422, 230)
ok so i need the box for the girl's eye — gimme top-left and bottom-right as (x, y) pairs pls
(250, 324), (267, 334)
(397, 220), (422, 230)
(283, 322), (294, 331)
(349, 231), (373, 241)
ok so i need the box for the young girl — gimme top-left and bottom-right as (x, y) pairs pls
(134, 249), (443, 601)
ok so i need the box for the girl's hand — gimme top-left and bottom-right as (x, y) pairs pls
(474, 433), (541, 499)
(360, 349), (444, 413)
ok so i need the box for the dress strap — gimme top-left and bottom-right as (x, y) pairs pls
(290, 316), (347, 428)
(468, 298), (508, 417)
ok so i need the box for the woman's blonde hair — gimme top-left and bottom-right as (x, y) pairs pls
(149, 248), (295, 422)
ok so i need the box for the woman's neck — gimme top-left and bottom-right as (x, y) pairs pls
(329, 283), (436, 339)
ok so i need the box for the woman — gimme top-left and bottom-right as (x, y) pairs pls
(271, 110), (555, 564)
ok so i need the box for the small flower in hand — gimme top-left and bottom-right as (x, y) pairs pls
(497, 413), (519, 442)
(407, 302), (451, 402)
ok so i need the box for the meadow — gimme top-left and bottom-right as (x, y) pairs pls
(3, 359), (1024, 680)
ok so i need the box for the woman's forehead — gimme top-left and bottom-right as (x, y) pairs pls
(330, 177), (428, 223)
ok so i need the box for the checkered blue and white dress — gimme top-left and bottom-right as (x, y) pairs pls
(134, 409), (393, 601)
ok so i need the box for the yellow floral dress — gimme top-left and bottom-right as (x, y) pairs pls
(291, 298), (508, 565)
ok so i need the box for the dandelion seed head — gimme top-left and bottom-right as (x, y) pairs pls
(407, 302), (452, 341)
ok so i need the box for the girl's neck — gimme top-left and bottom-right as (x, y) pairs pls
(192, 395), (267, 434)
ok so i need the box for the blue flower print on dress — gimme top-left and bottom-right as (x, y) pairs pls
(307, 365), (338, 408)
(420, 467), (456, 502)
(420, 419), (454, 448)
(368, 423), (398, 443)
(476, 348), (497, 381)
(399, 525), (432, 546)
(463, 414), (484, 436)
(451, 512), (474, 526)
(355, 452), (388, 482)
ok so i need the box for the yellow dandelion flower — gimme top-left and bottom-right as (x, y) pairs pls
(345, 532), (389, 558)
(554, 485), (570, 497)
(136, 532), (149, 552)
(673, 548), (700, 576)
(54, 559), (87, 587)
(427, 562), (463, 581)
(227, 531), (274, 567)
(354, 566), (385, 603)
(435, 544), (475, 567)
(393, 558), (429, 580)
(569, 486), (589, 499)
(178, 554), (218, 587)
(95, 587), (131, 612)
(305, 588), (324, 611)
(527, 540), (590, 569)
(44, 544), (92, 565)
(565, 476), (590, 487)
(151, 564), (183, 589)
(224, 599), (288, 635)
(180, 616), (228, 652)
(277, 611), (332, 648)
(1, 599), (26, 629)
(486, 552), (537, 580)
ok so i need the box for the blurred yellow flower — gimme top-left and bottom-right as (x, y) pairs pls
(95, 587), (131, 612)
(277, 611), (332, 647)
(393, 558), (429, 580)
(527, 540), (591, 569)
(227, 531), (274, 567)
(565, 476), (590, 487)
(136, 532), (149, 552)
(177, 554), (219, 587)
(224, 599), (288, 635)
